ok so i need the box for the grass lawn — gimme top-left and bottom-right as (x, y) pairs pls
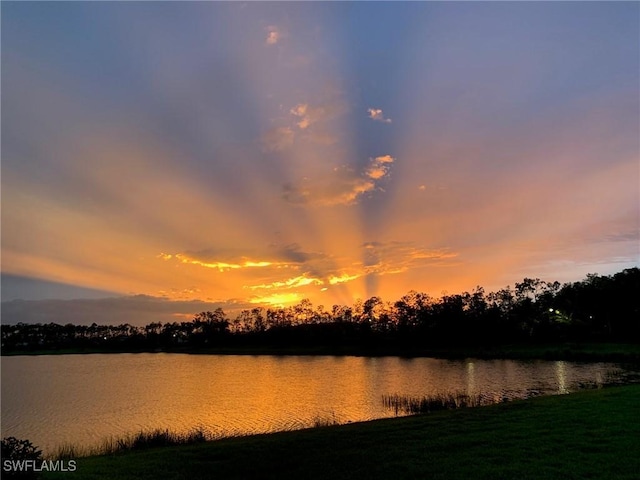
(43, 384), (640, 480)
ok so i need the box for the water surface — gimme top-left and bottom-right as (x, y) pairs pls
(0, 353), (630, 454)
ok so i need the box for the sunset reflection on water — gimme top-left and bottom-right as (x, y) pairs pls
(1, 354), (629, 454)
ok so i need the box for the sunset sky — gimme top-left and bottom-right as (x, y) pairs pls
(2, 2), (638, 325)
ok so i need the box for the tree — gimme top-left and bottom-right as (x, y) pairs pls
(394, 291), (431, 332)
(1, 437), (43, 479)
(193, 309), (229, 343)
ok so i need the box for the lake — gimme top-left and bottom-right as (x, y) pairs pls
(0, 353), (633, 455)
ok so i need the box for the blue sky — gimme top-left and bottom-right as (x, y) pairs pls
(2, 2), (638, 324)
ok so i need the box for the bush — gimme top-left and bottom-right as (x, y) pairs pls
(1, 437), (43, 479)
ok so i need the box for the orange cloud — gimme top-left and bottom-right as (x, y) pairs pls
(166, 254), (279, 272)
(328, 272), (362, 285)
(245, 274), (323, 290)
(162, 244), (326, 272)
(283, 155), (396, 207)
(360, 241), (457, 276)
(367, 108), (392, 123)
(265, 26), (282, 45)
(289, 98), (348, 131)
(365, 155), (395, 180)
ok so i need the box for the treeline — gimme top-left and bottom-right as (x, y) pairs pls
(2, 268), (638, 353)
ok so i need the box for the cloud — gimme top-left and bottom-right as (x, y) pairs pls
(328, 273), (361, 285)
(290, 100), (347, 131)
(265, 26), (282, 45)
(286, 241), (454, 286)
(157, 286), (202, 299)
(245, 274), (323, 291)
(290, 103), (309, 128)
(1, 295), (255, 327)
(360, 241), (457, 276)
(261, 126), (294, 152)
(161, 244), (326, 272)
(178, 255), (272, 271)
(154, 239), (455, 307)
(262, 101), (343, 150)
(367, 108), (392, 123)
(283, 155), (396, 207)
(260, 90), (348, 151)
(239, 241), (454, 298)
(153, 243), (343, 306)
(272, 243), (327, 264)
(365, 154), (394, 180)
(283, 176), (373, 207)
(160, 250), (281, 272)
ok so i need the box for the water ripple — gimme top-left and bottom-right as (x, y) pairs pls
(1, 354), (636, 455)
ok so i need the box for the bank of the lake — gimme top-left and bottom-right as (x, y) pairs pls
(43, 384), (640, 480)
(4, 342), (640, 362)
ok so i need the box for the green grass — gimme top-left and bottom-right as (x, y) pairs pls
(382, 392), (488, 415)
(51, 428), (216, 459)
(43, 384), (640, 480)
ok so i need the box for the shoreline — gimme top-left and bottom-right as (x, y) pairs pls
(3, 342), (640, 362)
(41, 384), (640, 480)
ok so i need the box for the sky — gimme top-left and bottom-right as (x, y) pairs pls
(1, 2), (638, 326)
